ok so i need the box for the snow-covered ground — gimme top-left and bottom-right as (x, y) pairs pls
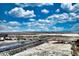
(14, 41), (72, 56)
(0, 40), (17, 44)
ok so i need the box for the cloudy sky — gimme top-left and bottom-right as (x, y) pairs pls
(0, 3), (79, 32)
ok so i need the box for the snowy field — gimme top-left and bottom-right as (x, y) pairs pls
(14, 41), (72, 56)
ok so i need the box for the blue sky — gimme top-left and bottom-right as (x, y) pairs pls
(0, 3), (79, 32)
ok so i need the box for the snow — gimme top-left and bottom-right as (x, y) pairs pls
(14, 41), (72, 56)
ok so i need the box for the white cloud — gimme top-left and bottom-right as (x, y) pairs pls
(61, 3), (79, 13)
(71, 23), (79, 32)
(37, 3), (54, 7)
(52, 26), (64, 32)
(46, 12), (79, 23)
(38, 19), (55, 26)
(22, 19), (58, 32)
(25, 28), (36, 32)
(0, 21), (22, 32)
(0, 20), (7, 23)
(41, 9), (49, 14)
(61, 3), (74, 11)
(38, 19), (51, 23)
(0, 19), (65, 32)
(38, 19), (49, 22)
(29, 19), (36, 21)
(46, 13), (69, 23)
(0, 25), (8, 30)
(75, 15), (79, 19)
(7, 21), (21, 27)
(59, 13), (69, 20)
(69, 13), (77, 17)
(15, 3), (54, 7)
(72, 3), (79, 12)
(6, 7), (36, 18)
(56, 9), (60, 13)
